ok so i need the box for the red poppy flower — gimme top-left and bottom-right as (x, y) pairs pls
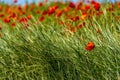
(74, 16), (79, 21)
(69, 2), (75, 8)
(3, 18), (10, 23)
(9, 13), (17, 19)
(91, 1), (96, 4)
(39, 16), (45, 22)
(19, 17), (28, 23)
(64, 7), (70, 12)
(19, 11), (26, 15)
(76, 24), (82, 29)
(96, 11), (103, 16)
(0, 14), (4, 17)
(118, 2), (120, 9)
(77, 2), (82, 10)
(86, 42), (95, 51)
(70, 27), (76, 33)
(70, 17), (75, 21)
(42, 10), (48, 15)
(14, 0), (17, 3)
(70, 16), (79, 21)
(82, 22), (86, 26)
(0, 6), (3, 11)
(85, 5), (90, 10)
(36, 10), (40, 14)
(18, 6), (22, 11)
(39, 2), (43, 7)
(27, 15), (32, 20)
(56, 10), (63, 18)
(81, 12), (87, 20)
(93, 2), (100, 11)
(11, 22), (16, 27)
(48, 5), (58, 15)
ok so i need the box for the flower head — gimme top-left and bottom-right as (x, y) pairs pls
(14, 0), (17, 3)
(86, 41), (95, 51)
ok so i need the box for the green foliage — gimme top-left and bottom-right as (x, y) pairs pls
(0, 2), (120, 80)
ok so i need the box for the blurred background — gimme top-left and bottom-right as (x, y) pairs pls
(0, 0), (120, 6)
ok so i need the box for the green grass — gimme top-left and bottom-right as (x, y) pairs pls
(0, 2), (120, 80)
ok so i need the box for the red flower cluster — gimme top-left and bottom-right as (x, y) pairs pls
(19, 17), (28, 23)
(91, 1), (100, 11)
(48, 5), (58, 15)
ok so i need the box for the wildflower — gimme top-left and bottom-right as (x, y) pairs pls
(115, 16), (120, 21)
(69, 2), (75, 8)
(118, 2), (120, 9)
(11, 22), (16, 27)
(76, 22), (85, 29)
(85, 5), (90, 10)
(70, 27), (76, 33)
(82, 22), (86, 26)
(77, 2), (82, 10)
(36, 10), (40, 14)
(93, 2), (100, 11)
(0, 14), (4, 17)
(81, 5), (90, 11)
(76, 24), (82, 29)
(39, 16), (45, 22)
(70, 17), (75, 21)
(19, 17), (28, 23)
(0, 6), (3, 11)
(48, 5), (58, 15)
(56, 10), (63, 18)
(86, 42), (95, 51)
(30, 4), (35, 11)
(39, 2), (43, 7)
(27, 15), (32, 20)
(9, 13), (17, 19)
(18, 6), (22, 11)
(96, 11), (103, 16)
(66, 13), (70, 18)
(3, 18), (10, 23)
(42, 10), (48, 15)
(74, 16), (80, 21)
(14, 0), (17, 3)
(19, 11), (26, 15)
(70, 16), (79, 21)
(91, 1), (96, 4)
(81, 12), (87, 20)
(64, 7), (70, 12)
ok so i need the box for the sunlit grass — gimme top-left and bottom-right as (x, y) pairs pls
(0, 1), (120, 80)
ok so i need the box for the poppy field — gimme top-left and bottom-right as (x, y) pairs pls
(0, 0), (120, 80)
